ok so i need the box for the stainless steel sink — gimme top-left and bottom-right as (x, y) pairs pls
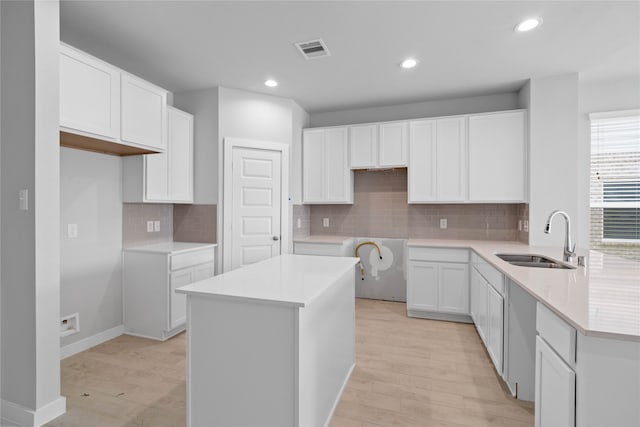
(495, 254), (576, 270)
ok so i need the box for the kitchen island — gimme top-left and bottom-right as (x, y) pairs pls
(176, 254), (360, 427)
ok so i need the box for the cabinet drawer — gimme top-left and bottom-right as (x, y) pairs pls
(472, 252), (504, 295)
(294, 242), (351, 257)
(171, 249), (215, 271)
(536, 303), (576, 366)
(408, 247), (469, 263)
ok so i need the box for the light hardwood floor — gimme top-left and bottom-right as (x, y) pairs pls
(47, 299), (533, 427)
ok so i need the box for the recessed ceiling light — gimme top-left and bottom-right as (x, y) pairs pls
(515, 18), (542, 32)
(264, 79), (278, 87)
(401, 58), (418, 69)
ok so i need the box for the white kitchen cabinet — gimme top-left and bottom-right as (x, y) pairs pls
(407, 247), (470, 321)
(470, 266), (488, 341)
(535, 336), (576, 427)
(123, 106), (194, 203)
(60, 43), (120, 141)
(121, 73), (168, 151)
(349, 124), (377, 168)
(379, 121), (408, 167)
(123, 243), (216, 341)
(487, 284), (504, 373)
(468, 110), (526, 202)
(303, 127), (353, 203)
(408, 117), (466, 202)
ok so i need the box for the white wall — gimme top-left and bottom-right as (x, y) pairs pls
(60, 148), (123, 349)
(1, 0), (65, 423)
(173, 87), (219, 204)
(528, 74), (580, 248)
(291, 100), (309, 205)
(577, 76), (640, 247)
(309, 92), (520, 127)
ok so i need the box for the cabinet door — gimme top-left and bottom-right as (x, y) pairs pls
(471, 268), (488, 343)
(60, 45), (120, 140)
(535, 336), (576, 427)
(379, 122), (408, 167)
(487, 284), (504, 374)
(349, 124), (377, 168)
(407, 261), (438, 312)
(170, 269), (193, 330)
(436, 117), (467, 201)
(302, 129), (325, 202)
(408, 120), (437, 202)
(145, 152), (169, 201)
(193, 262), (215, 282)
(437, 263), (469, 314)
(468, 111), (525, 202)
(168, 107), (194, 202)
(121, 73), (167, 150)
(325, 127), (351, 202)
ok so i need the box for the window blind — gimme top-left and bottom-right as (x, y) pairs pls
(590, 110), (640, 260)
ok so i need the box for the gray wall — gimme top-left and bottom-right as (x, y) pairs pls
(173, 87), (219, 205)
(527, 74), (580, 247)
(60, 148), (123, 348)
(309, 92), (520, 127)
(1, 0), (62, 416)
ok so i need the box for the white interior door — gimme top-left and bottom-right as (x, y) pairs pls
(231, 147), (282, 270)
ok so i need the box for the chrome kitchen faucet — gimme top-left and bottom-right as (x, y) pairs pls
(544, 210), (576, 262)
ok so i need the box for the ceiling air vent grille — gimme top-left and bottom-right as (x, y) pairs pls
(295, 39), (330, 60)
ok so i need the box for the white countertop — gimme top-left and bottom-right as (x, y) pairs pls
(176, 254), (360, 307)
(408, 239), (640, 341)
(293, 235), (354, 245)
(124, 241), (217, 254)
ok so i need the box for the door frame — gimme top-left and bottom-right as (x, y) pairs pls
(222, 137), (290, 273)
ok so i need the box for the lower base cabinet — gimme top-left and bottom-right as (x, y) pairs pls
(407, 247), (470, 321)
(124, 243), (216, 341)
(535, 335), (576, 427)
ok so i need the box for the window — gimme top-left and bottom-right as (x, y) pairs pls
(590, 110), (640, 260)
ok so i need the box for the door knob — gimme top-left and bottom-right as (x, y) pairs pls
(272, 236), (280, 241)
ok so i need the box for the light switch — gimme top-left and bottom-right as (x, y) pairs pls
(147, 221), (154, 232)
(19, 189), (28, 211)
(297, 218), (302, 229)
(67, 224), (78, 239)
(440, 218), (447, 229)
(154, 221), (161, 232)
(323, 218), (330, 227)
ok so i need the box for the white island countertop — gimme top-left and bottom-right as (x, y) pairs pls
(408, 239), (640, 341)
(177, 254), (360, 307)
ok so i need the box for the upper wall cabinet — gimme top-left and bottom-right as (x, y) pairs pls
(60, 44), (120, 141)
(408, 117), (467, 202)
(349, 121), (408, 169)
(468, 111), (526, 202)
(123, 107), (194, 204)
(121, 74), (168, 152)
(59, 43), (169, 156)
(303, 127), (353, 204)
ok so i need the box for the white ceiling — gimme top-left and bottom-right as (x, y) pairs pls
(60, 1), (640, 113)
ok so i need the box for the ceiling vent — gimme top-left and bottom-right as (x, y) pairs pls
(295, 39), (330, 60)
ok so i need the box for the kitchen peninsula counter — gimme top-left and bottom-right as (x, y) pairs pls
(177, 254), (360, 427)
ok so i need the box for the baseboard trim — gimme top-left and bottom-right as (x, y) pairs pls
(1, 396), (66, 427)
(60, 324), (124, 359)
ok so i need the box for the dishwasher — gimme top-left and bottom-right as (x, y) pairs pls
(353, 237), (406, 302)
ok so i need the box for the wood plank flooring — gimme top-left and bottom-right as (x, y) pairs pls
(47, 299), (533, 427)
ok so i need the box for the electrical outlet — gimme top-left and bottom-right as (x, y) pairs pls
(523, 220), (529, 232)
(67, 223), (78, 239)
(323, 217), (330, 228)
(60, 313), (80, 337)
(297, 218), (302, 229)
(440, 218), (447, 229)
(147, 221), (154, 232)
(154, 221), (161, 232)
(518, 220), (523, 231)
